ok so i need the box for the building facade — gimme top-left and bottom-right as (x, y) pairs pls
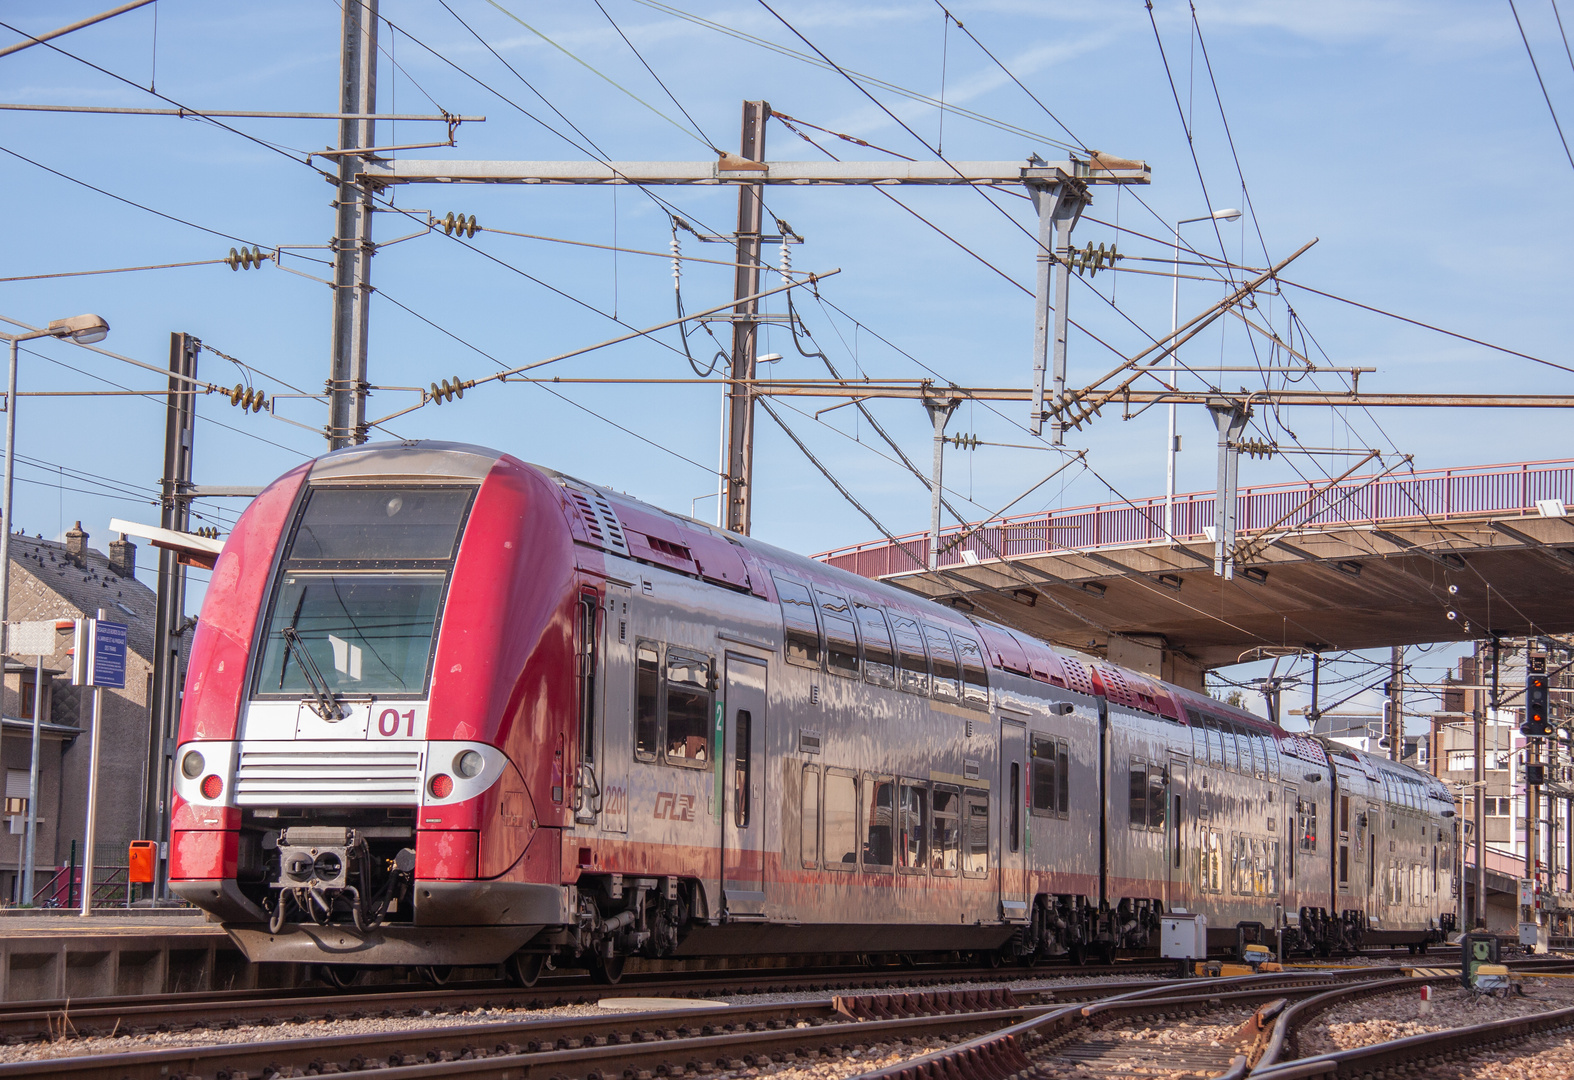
(0, 523), (157, 903)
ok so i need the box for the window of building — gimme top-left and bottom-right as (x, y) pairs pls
(898, 780), (928, 872)
(963, 793), (990, 876)
(932, 786), (961, 874)
(663, 651), (713, 768)
(815, 588), (859, 679)
(1447, 750), (1476, 772)
(890, 614), (929, 696)
(801, 766), (820, 868)
(825, 771), (858, 868)
(924, 624), (961, 701)
(774, 575), (821, 668)
(634, 642), (660, 761)
(855, 603), (896, 687)
(865, 776), (894, 869)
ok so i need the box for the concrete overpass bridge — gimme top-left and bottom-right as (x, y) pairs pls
(816, 458), (1574, 689)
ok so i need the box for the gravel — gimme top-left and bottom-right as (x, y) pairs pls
(1298, 979), (1574, 1057)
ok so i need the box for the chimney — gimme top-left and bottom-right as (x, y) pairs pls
(65, 521), (87, 566)
(109, 533), (136, 578)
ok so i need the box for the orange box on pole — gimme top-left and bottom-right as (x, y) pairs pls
(128, 841), (157, 884)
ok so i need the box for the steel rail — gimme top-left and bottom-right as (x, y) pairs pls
(1250, 1002), (1574, 1079)
(0, 961), (1176, 1042)
(853, 968), (1444, 1080)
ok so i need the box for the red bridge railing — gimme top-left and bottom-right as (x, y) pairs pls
(817, 458), (1574, 579)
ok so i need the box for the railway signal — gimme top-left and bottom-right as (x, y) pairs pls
(1522, 655), (1552, 737)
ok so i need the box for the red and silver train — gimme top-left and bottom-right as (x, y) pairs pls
(170, 441), (1457, 981)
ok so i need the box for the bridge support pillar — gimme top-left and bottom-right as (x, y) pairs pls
(1108, 634), (1205, 692)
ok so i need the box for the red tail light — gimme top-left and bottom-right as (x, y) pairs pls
(200, 774), (223, 800)
(429, 773), (453, 799)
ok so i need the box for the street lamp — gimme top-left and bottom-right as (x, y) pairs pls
(1166, 209), (1241, 542)
(0, 314), (108, 906)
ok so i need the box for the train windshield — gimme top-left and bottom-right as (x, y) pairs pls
(252, 485), (475, 698)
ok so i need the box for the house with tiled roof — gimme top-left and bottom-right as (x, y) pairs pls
(1, 522), (156, 903)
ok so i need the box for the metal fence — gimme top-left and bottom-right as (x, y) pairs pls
(818, 458), (1574, 578)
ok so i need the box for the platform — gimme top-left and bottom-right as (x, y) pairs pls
(0, 911), (264, 1001)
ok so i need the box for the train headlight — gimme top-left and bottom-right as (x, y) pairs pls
(454, 750), (484, 779)
(428, 774), (453, 799)
(200, 774), (224, 800)
(181, 750), (205, 779)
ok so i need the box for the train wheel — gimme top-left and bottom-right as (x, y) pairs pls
(417, 965), (454, 986)
(318, 965), (363, 990)
(1068, 943), (1087, 966)
(591, 953), (626, 985)
(506, 952), (546, 988)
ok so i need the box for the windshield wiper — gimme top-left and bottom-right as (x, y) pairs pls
(280, 625), (346, 722)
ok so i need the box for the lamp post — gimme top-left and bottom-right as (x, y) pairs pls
(0, 314), (109, 905)
(1166, 209), (1240, 542)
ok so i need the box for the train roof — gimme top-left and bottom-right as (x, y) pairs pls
(306, 441), (1296, 741)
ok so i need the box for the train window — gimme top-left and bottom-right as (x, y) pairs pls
(855, 604), (896, 687)
(1266, 738), (1281, 781)
(1265, 840), (1281, 895)
(1222, 724), (1243, 773)
(890, 614), (930, 696)
(962, 794), (990, 877)
(288, 485), (474, 561)
(954, 634), (990, 708)
(634, 643), (661, 761)
(1298, 797), (1318, 852)
(1249, 733), (1267, 779)
(1030, 737), (1056, 816)
(801, 767), (821, 869)
(1212, 721), (1235, 771)
(825, 771), (859, 869)
(1057, 742), (1070, 816)
(1147, 765), (1166, 830)
(865, 777), (894, 869)
(577, 593), (598, 764)
(774, 576), (821, 668)
(1340, 796), (1350, 836)
(1339, 844), (1350, 886)
(932, 787), (961, 874)
(816, 589), (860, 679)
(1009, 763), (1021, 853)
(1201, 829), (1223, 892)
(663, 651), (713, 769)
(733, 710), (751, 828)
(1204, 720), (1224, 768)
(898, 781), (929, 872)
(1128, 759), (1148, 829)
(1229, 835), (1245, 894)
(924, 624), (961, 702)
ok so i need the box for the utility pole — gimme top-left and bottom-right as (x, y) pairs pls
(144, 332), (198, 900)
(723, 101), (769, 534)
(1474, 702), (1487, 927)
(327, 0), (378, 449)
(925, 398), (961, 570)
(1389, 646), (1404, 763)
(1208, 400), (1249, 578)
(1026, 175), (1086, 442)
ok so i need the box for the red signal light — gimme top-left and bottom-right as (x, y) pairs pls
(200, 774), (223, 800)
(428, 773), (453, 799)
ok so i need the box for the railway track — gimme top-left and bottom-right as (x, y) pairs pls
(0, 968), (1411, 1080)
(0, 959), (1175, 1044)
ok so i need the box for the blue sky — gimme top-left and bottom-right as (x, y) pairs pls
(3, 1), (1571, 725)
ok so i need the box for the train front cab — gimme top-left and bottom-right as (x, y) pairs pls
(169, 444), (577, 970)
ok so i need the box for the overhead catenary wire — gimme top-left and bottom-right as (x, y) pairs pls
(1509, 0), (1574, 174)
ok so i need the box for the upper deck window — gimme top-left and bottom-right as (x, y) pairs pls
(289, 486), (473, 562)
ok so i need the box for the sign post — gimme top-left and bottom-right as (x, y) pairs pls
(74, 612), (126, 916)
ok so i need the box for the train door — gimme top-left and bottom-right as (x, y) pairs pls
(596, 583), (632, 833)
(1167, 756), (1188, 908)
(721, 654), (767, 917)
(999, 719), (1028, 922)
(1282, 784), (1298, 907)
(1365, 801), (1381, 921)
